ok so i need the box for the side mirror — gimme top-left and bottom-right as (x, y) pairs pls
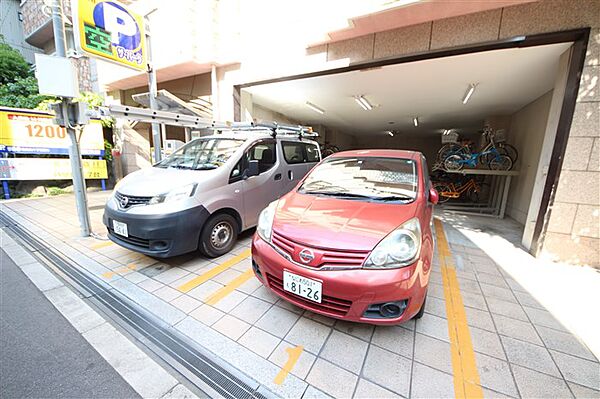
(247, 160), (260, 178)
(429, 187), (439, 205)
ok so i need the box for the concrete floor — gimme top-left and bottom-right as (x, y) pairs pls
(2, 191), (599, 398)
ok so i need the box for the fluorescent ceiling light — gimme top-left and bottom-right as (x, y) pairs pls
(387, 131), (394, 137)
(462, 83), (477, 104)
(354, 95), (373, 111)
(413, 117), (419, 127)
(305, 101), (325, 114)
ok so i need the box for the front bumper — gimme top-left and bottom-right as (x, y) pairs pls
(103, 204), (210, 258)
(251, 235), (430, 325)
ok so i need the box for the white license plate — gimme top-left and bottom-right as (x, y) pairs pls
(112, 220), (128, 237)
(283, 270), (322, 303)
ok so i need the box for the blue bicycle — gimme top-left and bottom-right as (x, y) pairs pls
(443, 147), (513, 171)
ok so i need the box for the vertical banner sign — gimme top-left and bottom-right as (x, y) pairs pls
(73, 0), (147, 70)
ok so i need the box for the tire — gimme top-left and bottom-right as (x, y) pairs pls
(498, 143), (518, 164)
(437, 144), (466, 163)
(199, 213), (238, 258)
(413, 294), (427, 320)
(489, 155), (513, 171)
(433, 183), (452, 204)
(444, 154), (464, 171)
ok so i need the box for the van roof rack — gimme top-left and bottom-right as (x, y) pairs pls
(226, 121), (318, 139)
(103, 105), (318, 139)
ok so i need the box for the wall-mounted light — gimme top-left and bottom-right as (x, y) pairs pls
(462, 83), (477, 104)
(413, 117), (419, 127)
(305, 101), (325, 115)
(354, 95), (373, 111)
(387, 131), (394, 137)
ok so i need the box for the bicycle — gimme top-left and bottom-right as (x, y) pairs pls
(444, 148), (512, 171)
(433, 178), (488, 204)
(320, 142), (340, 157)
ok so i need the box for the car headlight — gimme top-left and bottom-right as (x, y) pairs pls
(149, 183), (197, 205)
(363, 218), (422, 269)
(257, 201), (278, 242)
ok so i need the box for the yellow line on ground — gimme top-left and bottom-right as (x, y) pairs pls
(205, 269), (254, 305)
(101, 263), (137, 279)
(177, 249), (251, 293)
(91, 240), (114, 250)
(434, 218), (484, 399)
(273, 345), (303, 385)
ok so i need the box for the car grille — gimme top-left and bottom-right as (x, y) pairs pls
(271, 230), (370, 269)
(115, 192), (152, 209)
(266, 273), (352, 316)
(108, 227), (150, 249)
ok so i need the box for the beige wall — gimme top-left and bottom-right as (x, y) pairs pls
(355, 135), (440, 168)
(506, 91), (554, 224)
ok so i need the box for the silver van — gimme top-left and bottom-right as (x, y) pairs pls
(103, 128), (321, 258)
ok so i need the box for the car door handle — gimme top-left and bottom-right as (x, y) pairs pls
(288, 170), (294, 180)
(274, 173), (282, 181)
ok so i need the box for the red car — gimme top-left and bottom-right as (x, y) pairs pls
(251, 150), (438, 325)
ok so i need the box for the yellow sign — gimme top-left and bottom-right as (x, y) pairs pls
(73, 0), (147, 70)
(0, 158), (108, 180)
(0, 109), (104, 156)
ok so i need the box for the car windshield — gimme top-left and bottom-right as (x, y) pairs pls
(299, 157), (418, 202)
(155, 138), (244, 170)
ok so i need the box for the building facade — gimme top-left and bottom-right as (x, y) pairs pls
(98, 0), (600, 266)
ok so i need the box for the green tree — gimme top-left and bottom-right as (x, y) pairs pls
(0, 39), (30, 85)
(0, 36), (55, 109)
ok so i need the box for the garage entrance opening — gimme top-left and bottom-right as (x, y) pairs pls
(238, 37), (582, 255)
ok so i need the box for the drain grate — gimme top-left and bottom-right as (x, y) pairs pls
(0, 212), (276, 399)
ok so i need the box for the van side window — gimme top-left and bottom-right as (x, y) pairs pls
(282, 142), (304, 164)
(304, 143), (320, 163)
(248, 140), (276, 173)
(282, 141), (321, 164)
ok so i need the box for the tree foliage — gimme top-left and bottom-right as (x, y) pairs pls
(0, 36), (55, 109)
(0, 39), (30, 85)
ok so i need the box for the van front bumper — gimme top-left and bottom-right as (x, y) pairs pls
(103, 205), (210, 258)
(251, 234), (429, 325)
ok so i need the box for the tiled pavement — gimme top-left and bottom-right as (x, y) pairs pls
(1, 191), (599, 398)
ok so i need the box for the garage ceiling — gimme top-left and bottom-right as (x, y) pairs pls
(245, 42), (572, 136)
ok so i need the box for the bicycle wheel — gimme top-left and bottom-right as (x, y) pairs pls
(437, 144), (466, 163)
(489, 155), (513, 171)
(498, 143), (518, 164)
(444, 154), (464, 171)
(433, 183), (452, 204)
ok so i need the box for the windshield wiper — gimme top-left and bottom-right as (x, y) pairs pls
(371, 195), (414, 201)
(304, 191), (372, 198)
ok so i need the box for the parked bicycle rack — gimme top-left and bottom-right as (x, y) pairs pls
(439, 169), (519, 219)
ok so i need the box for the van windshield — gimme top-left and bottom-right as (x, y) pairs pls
(299, 157), (418, 202)
(155, 138), (244, 170)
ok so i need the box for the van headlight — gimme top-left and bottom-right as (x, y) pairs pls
(149, 183), (197, 205)
(363, 218), (422, 269)
(257, 201), (278, 242)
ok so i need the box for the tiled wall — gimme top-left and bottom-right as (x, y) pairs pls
(315, 0), (599, 266)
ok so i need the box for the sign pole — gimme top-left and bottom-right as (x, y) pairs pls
(145, 15), (162, 163)
(52, 0), (91, 236)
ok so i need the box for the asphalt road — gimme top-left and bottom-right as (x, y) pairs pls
(0, 249), (141, 399)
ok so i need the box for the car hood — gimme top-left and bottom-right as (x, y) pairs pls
(116, 166), (218, 197)
(272, 192), (417, 251)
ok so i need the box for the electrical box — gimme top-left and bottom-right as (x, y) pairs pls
(34, 54), (79, 98)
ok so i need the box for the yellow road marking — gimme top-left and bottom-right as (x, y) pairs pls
(274, 345), (303, 385)
(177, 249), (251, 293)
(434, 218), (484, 399)
(91, 240), (114, 250)
(101, 263), (137, 279)
(205, 269), (254, 305)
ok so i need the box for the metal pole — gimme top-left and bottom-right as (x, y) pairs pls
(52, 0), (91, 236)
(145, 15), (162, 163)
